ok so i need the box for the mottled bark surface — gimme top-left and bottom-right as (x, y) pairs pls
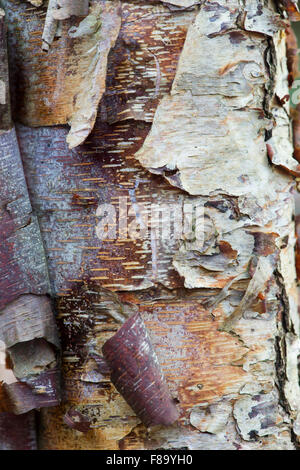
(1, 0), (300, 450)
(0, 5), (59, 449)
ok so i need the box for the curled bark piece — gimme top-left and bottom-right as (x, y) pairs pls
(8, 338), (56, 379)
(42, 0), (59, 51)
(102, 313), (179, 427)
(0, 412), (37, 450)
(175, 240), (238, 273)
(3, 368), (60, 415)
(4, 1), (194, 144)
(52, 0), (89, 20)
(221, 256), (275, 332)
(66, 0), (121, 148)
(0, 295), (59, 349)
(203, 270), (250, 310)
(0, 340), (17, 387)
(63, 407), (92, 433)
(266, 138), (300, 177)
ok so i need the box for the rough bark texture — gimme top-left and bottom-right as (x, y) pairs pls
(1, 0), (300, 450)
(0, 5), (59, 449)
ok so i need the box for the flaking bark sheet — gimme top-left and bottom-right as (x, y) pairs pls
(8, 338), (56, 378)
(135, 1), (292, 197)
(3, 368), (60, 414)
(66, 0), (121, 148)
(0, 295), (59, 349)
(63, 407), (92, 433)
(102, 313), (179, 427)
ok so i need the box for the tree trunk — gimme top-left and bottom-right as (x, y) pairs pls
(1, 0), (300, 450)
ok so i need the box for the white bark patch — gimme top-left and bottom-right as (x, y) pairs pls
(52, 0), (89, 20)
(233, 392), (284, 441)
(190, 401), (232, 434)
(243, 5), (287, 37)
(135, 2), (283, 199)
(27, 0), (43, 6)
(162, 1), (200, 7)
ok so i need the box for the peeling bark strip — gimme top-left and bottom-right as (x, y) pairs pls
(42, 0), (59, 51)
(3, 369), (60, 415)
(135, 1), (295, 194)
(66, 0), (121, 148)
(102, 313), (179, 427)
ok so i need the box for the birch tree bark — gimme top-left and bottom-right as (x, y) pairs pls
(1, 0), (300, 450)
